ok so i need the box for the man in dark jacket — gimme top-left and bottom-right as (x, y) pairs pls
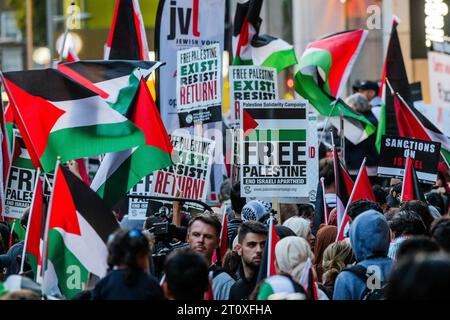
(229, 221), (267, 300)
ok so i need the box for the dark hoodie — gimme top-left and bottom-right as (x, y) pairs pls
(333, 210), (393, 300)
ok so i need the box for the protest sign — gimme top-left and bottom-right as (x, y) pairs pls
(176, 44), (222, 127)
(156, 0), (225, 133)
(151, 133), (215, 202)
(240, 100), (309, 198)
(377, 135), (441, 184)
(128, 174), (154, 220)
(229, 66), (278, 127)
(4, 131), (53, 219)
(428, 51), (450, 137)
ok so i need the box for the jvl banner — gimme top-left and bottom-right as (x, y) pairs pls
(428, 51), (450, 137)
(229, 66), (278, 127)
(240, 100), (309, 198)
(176, 44), (222, 126)
(151, 133), (215, 202)
(377, 135), (441, 184)
(4, 131), (53, 219)
(156, 0), (225, 133)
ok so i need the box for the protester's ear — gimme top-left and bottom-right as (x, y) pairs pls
(236, 243), (242, 256)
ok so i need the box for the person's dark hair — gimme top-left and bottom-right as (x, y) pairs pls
(107, 228), (150, 286)
(399, 200), (434, 232)
(298, 203), (314, 220)
(187, 213), (222, 239)
(237, 221), (268, 244)
(220, 179), (232, 203)
(372, 184), (388, 207)
(426, 192), (445, 216)
(347, 200), (382, 221)
(389, 210), (427, 238)
(230, 182), (246, 215)
(280, 204), (299, 223)
(384, 207), (400, 223)
(319, 143), (328, 160)
(430, 218), (450, 253)
(164, 249), (209, 300)
(387, 253), (450, 299)
(0, 222), (11, 254)
(319, 158), (334, 189)
(221, 250), (240, 279)
(396, 236), (440, 262)
(20, 208), (30, 229)
(275, 225), (296, 239)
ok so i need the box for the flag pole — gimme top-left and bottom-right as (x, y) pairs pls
(20, 167), (41, 274)
(339, 109), (345, 166)
(400, 150), (410, 202)
(320, 177), (328, 225)
(318, 102), (338, 148)
(41, 157), (60, 298)
(58, 1), (76, 61)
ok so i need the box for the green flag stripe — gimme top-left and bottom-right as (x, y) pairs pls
(245, 129), (306, 142)
(47, 229), (89, 299)
(40, 122), (145, 173)
(96, 145), (173, 208)
(26, 253), (39, 282)
(13, 158), (35, 170)
(106, 72), (140, 115)
(261, 48), (298, 73)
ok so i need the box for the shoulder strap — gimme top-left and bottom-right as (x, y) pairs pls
(342, 265), (368, 284)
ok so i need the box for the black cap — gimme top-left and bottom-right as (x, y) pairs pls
(352, 80), (379, 93)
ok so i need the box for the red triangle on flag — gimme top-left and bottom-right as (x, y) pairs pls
(243, 110), (258, 139)
(48, 165), (81, 236)
(3, 79), (65, 169)
(130, 79), (173, 154)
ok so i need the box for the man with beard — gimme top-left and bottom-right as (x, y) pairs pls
(187, 213), (235, 299)
(229, 221), (268, 300)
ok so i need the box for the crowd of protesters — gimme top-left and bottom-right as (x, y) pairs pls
(1, 82), (450, 300)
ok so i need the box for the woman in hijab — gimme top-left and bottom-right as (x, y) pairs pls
(313, 224), (338, 281)
(273, 236), (328, 300)
(283, 217), (315, 250)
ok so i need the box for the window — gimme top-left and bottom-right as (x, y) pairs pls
(1, 11), (22, 41)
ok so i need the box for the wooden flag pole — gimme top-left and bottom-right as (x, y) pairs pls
(41, 157), (60, 298)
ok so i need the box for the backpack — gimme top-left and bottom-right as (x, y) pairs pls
(343, 265), (389, 300)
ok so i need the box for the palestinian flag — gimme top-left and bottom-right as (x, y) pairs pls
(1, 68), (146, 172)
(256, 216), (279, 283)
(294, 29), (376, 145)
(392, 89), (450, 165)
(232, 0), (297, 73)
(332, 146), (354, 237)
(242, 107), (307, 140)
(91, 78), (173, 208)
(22, 172), (45, 280)
(401, 155), (426, 202)
(337, 158), (375, 240)
(299, 257), (318, 300)
(58, 60), (162, 115)
(43, 164), (120, 299)
(105, 0), (149, 60)
(375, 18), (412, 152)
